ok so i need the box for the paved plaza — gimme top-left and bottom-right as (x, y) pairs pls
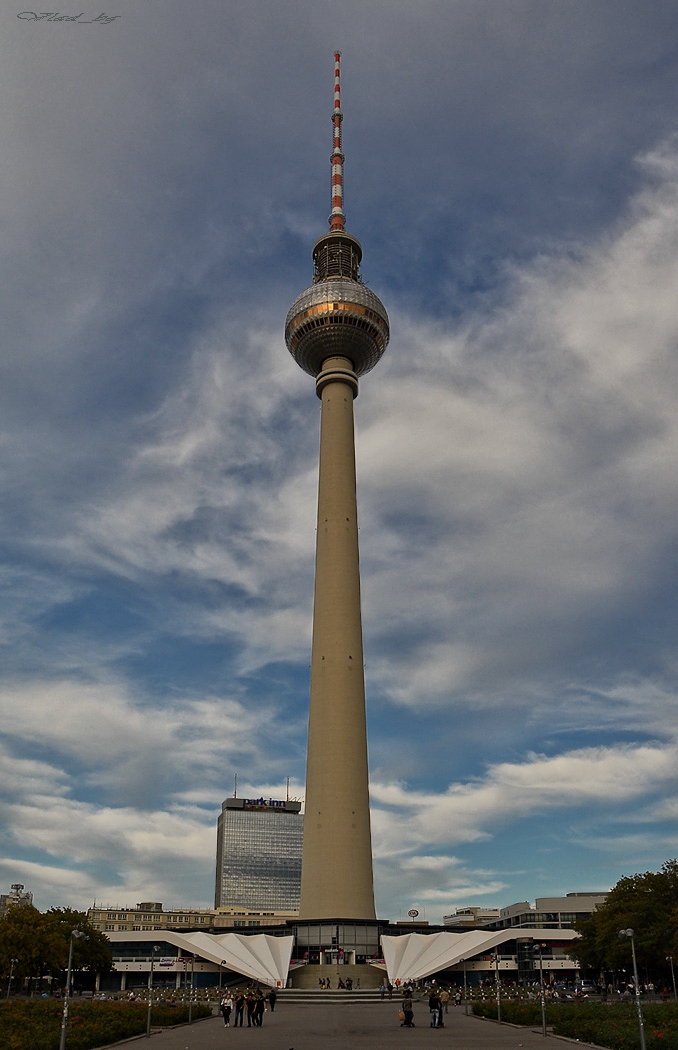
(107, 1002), (583, 1050)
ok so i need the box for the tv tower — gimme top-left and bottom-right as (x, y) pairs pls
(285, 53), (389, 920)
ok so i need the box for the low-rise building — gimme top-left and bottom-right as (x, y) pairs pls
(87, 901), (297, 934)
(443, 892), (607, 932)
(443, 906), (501, 927)
(482, 892), (608, 931)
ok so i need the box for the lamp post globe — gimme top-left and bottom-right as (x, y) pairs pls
(59, 930), (87, 1050)
(619, 929), (646, 1050)
(6, 958), (18, 1000)
(145, 945), (162, 1039)
(533, 941), (547, 1037)
(667, 955), (677, 1000)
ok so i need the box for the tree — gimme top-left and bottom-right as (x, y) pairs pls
(45, 908), (112, 978)
(572, 860), (678, 983)
(0, 905), (63, 989)
(0, 905), (112, 991)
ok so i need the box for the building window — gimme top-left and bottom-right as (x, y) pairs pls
(105, 924), (115, 930)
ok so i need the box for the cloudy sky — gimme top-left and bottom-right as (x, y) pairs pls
(2, 0), (678, 923)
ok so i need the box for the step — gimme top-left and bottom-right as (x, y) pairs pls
(276, 988), (404, 1005)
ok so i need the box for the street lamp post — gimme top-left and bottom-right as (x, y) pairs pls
(462, 958), (469, 1016)
(492, 953), (502, 1024)
(619, 930), (646, 1050)
(535, 941), (547, 1037)
(189, 955), (195, 1025)
(145, 945), (161, 1039)
(59, 930), (88, 1050)
(667, 956), (677, 1001)
(6, 958), (18, 1000)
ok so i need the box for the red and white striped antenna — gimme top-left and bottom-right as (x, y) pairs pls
(329, 51), (345, 231)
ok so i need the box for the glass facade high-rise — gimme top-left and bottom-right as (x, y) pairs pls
(214, 797), (303, 911)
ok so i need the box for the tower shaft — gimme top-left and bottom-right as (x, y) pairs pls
(299, 355), (376, 919)
(285, 54), (388, 924)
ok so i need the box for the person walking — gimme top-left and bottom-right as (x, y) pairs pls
(428, 989), (442, 1028)
(401, 991), (415, 1028)
(233, 992), (245, 1027)
(440, 988), (450, 1013)
(380, 982), (386, 1000)
(220, 992), (233, 1027)
(254, 991), (266, 1026)
(267, 989), (277, 1012)
(246, 993), (256, 1027)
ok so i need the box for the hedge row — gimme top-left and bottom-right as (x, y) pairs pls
(0, 999), (212, 1050)
(472, 999), (678, 1050)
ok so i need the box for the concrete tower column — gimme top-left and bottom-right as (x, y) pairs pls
(284, 53), (389, 924)
(300, 356), (375, 919)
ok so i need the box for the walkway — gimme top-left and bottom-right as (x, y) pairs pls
(108, 1002), (582, 1050)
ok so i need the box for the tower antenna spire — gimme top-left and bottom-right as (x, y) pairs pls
(329, 50), (345, 231)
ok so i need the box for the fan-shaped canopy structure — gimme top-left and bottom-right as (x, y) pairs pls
(381, 927), (580, 984)
(144, 930), (293, 987)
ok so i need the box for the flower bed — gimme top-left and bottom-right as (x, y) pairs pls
(0, 999), (212, 1050)
(472, 1000), (678, 1050)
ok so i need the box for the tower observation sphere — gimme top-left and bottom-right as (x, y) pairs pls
(284, 231), (390, 380)
(284, 52), (388, 923)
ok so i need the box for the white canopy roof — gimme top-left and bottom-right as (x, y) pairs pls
(381, 927), (579, 984)
(110, 929), (293, 987)
(172, 931), (293, 987)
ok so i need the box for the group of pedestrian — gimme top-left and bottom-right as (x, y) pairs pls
(219, 988), (277, 1027)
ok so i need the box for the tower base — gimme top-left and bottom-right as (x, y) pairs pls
(288, 962), (385, 989)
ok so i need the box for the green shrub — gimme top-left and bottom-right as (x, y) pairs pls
(0, 998), (212, 1050)
(472, 999), (678, 1050)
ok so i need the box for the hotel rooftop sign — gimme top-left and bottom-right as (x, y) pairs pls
(224, 797), (302, 813)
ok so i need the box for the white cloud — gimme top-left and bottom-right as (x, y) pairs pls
(371, 739), (678, 859)
(353, 138), (678, 709)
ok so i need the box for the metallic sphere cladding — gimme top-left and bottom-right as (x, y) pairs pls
(285, 279), (389, 378)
